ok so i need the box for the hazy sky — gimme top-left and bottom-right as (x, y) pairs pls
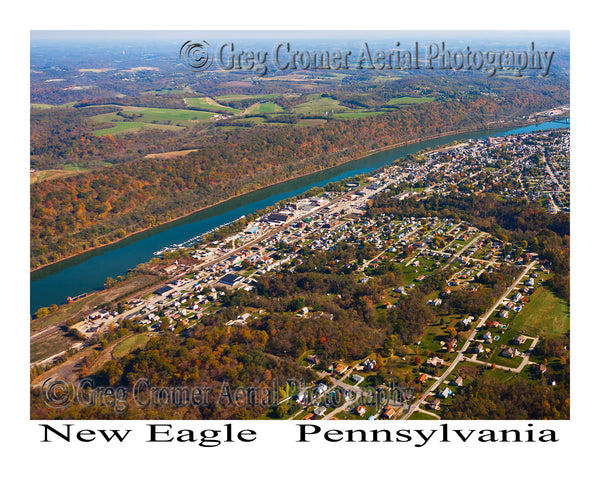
(31, 30), (569, 44)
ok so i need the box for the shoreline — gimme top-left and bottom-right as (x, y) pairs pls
(30, 116), (548, 275)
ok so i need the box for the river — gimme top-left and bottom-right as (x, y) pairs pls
(30, 120), (568, 313)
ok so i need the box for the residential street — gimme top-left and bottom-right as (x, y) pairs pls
(401, 260), (537, 419)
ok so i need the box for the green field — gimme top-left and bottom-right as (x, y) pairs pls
(144, 87), (192, 95)
(91, 106), (216, 135)
(387, 96), (435, 105)
(332, 111), (386, 120)
(246, 102), (284, 114)
(185, 96), (241, 114)
(112, 334), (151, 358)
(31, 102), (77, 109)
(511, 286), (569, 338)
(408, 411), (439, 420)
(292, 94), (350, 115)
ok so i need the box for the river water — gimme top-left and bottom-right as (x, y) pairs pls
(30, 120), (568, 313)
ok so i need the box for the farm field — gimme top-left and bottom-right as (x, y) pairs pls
(91, 121), (184, 136)
(332, 111), (386, 119)
(30, 166), (91, 184)
(246, 101), (284, 114)
(90, 106), (215, 135)
(387, 96), (435, 105)
(292, 94), (350, 115)
(214, 93), (281, 102)
(31, 102), (77, 109)
(185, 96), (241, 114)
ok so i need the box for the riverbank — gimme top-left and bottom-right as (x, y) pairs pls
(31, 117), (536, 275)
(30, 118), (568, 313)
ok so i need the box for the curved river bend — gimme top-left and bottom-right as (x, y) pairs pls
(30, 120), (568, 312)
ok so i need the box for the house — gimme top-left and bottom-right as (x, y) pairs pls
(501, 347), (519, 358)
(305, 354), (321, 366)
(381, 406), (396, 419)
(314, 383), (328, 395)
(536, 364), (547, 376)
(89, 309), (110, 320)
(417, 373), (428, 384)
(301, 413), (316, 420)
(438, 387), (452, 399)
(473, 343), (484, 355)
(482, 331), (493, 341)
(361, 359), (376, 370)
(295, 391), (307, 404)
(163, 264), (178, 275)
(351, 374), (364, 384)
(333, 363), (349, 376)
(445, 338), (458, 350)
(451, 376), (463, 387)
(426, 357), (445, 368)
(498, 310), (509, 319)
(314, 406), (327, 416)
(428, 399), (441, 410)
(513, 334), (527, 345)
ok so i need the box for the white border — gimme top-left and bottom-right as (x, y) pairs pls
(6, 0), (597, 477)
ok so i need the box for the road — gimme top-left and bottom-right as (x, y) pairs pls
(400, 259), (537, 419)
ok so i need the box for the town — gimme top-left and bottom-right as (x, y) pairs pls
(30, 128), (570, 421)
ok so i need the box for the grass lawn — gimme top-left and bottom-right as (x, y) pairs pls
(510, 286), (569, 338)
(480, 367), (519, 383)
(112, 334), (151, 359)
(408, 411), (439, 420)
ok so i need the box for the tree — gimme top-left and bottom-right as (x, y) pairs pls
(383, 335), (397, 357)
(376, 353), (384, 370)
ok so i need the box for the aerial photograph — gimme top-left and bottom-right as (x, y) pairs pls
(29, 30), (570, 422)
